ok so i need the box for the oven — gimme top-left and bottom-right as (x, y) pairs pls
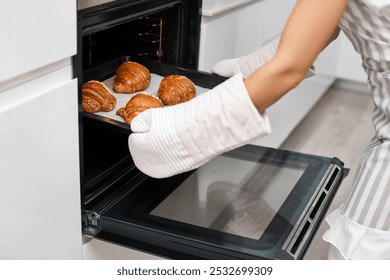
(76, 0), (348, 260)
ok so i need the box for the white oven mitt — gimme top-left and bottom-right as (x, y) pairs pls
(128, 74), (271, 178)
(212, 37), (316, 79)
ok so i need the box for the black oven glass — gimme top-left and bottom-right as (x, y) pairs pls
(95, 145), (346, 260)
(150, 155), (307, 240)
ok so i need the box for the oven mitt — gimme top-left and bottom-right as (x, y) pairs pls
(128, 73), (271, 178)
(212, 37), (316, 79)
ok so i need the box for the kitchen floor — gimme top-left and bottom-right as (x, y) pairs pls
(279, 81), (374, 260)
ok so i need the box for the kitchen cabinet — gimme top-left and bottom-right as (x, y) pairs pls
(199, 0), (338, 148)
(261, 0), (296, 44)
(199, 0), (267, 72)
(199, 0), (296, 72)
(0, 70), (81, 259)
(0, 0), (76, 84)
(0, 0), (81, 259)
(83, 237), (164, 260)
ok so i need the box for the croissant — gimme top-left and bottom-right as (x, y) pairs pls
(82, 80), (117, 113)
(113, 61), (151, 94)
(116, 93), (163, 124)
(157, 75), (196, 106)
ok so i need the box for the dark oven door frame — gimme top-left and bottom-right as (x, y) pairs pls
(75, 0), (202, 217)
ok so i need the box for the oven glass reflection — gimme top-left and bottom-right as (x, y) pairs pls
(151, 155), (307, 240)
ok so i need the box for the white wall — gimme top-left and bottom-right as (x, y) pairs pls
(336, 33), (367, 84)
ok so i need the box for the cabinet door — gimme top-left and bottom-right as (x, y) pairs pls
(262, 0), (296, 44)
(0, 68), (81, 259)
(0, 0), (76, 83)
(199, 0), (267, 72)
(83, 238), (165, 260)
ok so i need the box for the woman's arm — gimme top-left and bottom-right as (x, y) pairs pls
(245, 0), (347, 112)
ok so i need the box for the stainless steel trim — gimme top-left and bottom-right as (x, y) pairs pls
(78, 0), (118, 10)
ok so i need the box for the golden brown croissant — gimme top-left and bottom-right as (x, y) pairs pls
(82, 80), (117, 113)
(157, 75), (196, 105)
(113, 62), (151, 94)
(116, 93), (163, 124)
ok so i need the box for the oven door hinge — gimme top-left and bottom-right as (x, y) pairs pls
(82, 210), (101, 236)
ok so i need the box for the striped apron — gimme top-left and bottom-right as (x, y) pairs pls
(323, 0), (390, 259)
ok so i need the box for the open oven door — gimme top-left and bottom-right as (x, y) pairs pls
(81, 60), (348, 260)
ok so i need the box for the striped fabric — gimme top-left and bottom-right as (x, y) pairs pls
(323, 0), (390, 259)
(337, 0), (390, 230)
(362, 0), (390, 12)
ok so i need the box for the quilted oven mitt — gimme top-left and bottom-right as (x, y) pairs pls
(128, 74), (271, 178)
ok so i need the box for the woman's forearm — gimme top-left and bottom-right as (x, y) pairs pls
(245, 0), (347, 112)
(244, 61), (302, 112)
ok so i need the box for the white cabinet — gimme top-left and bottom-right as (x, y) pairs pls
(261, 0), (295, 44)
(0, 0), (76, 84)
(83, 238), (164, 260)
(199, 0), (267, 72)
(0, 69), (82, 259)
(0, 0), (81, 259)
(199, 0), (297, 72)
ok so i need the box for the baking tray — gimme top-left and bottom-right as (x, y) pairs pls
(95, 73), (210, 123)
(82, 60), (226, 133)
(79, 58), (226, 134)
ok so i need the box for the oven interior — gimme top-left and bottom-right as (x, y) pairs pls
(77, 0), (204, 226)
(82, 12), (178, 73)
(77, 0), (201, 83)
